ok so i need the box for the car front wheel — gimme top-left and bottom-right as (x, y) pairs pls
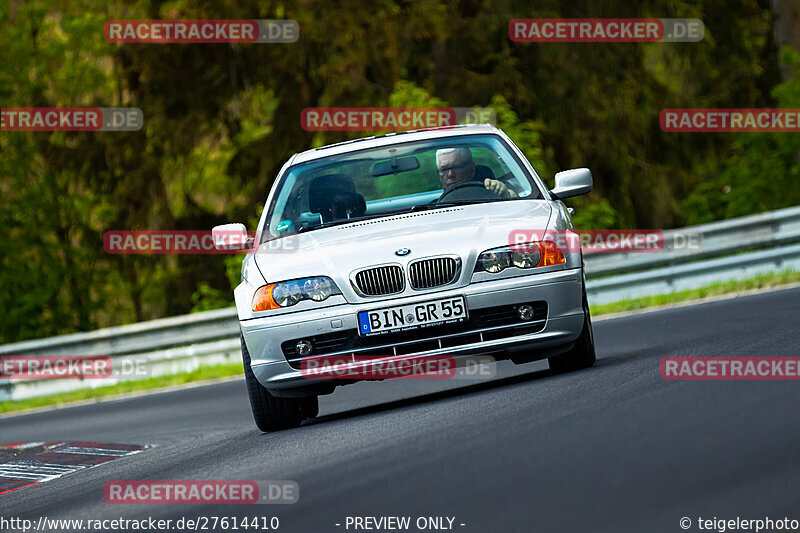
(241, 334), (305, 431)
(548, 284), (596, 373)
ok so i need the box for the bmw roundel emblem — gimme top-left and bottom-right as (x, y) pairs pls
(395, 248), (411, 256)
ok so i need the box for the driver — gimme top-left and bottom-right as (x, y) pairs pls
(436, 148), (517, 199)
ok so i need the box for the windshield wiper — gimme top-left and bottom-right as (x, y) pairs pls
(296, 213), (399, 233)
(410, 199), (505, 211)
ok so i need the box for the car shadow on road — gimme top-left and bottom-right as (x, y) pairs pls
(299, 350), (637, 427)
(302, 366), (558, 427)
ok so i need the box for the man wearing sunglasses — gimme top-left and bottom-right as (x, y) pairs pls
(435, 147), (517, 198)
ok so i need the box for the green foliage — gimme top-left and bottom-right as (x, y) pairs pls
(490, 94), (548, 178)
(681, 46), (800, 225)
(0, 0), (792, 343)
(571, 198), (619, 229)
(190, 282), (230, 313)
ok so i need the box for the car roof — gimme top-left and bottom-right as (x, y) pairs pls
(291, 124), (502, 164)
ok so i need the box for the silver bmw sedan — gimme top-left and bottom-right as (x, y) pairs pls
(214, 124), (595, 431)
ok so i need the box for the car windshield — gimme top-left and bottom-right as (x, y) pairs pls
(263, 134), (542, 240)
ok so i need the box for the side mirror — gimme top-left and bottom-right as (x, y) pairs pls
(550, 168), (593, 200)
(212, 223), (253, 251)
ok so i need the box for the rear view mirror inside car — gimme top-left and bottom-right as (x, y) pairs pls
(372, 155), (420, 176)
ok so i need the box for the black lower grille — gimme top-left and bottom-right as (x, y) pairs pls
(281, 331), (352, 359)
(282, 301), (548, 368)
(471, 301), (547, 324)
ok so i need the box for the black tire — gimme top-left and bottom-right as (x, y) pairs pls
(548, 283), (596, 374)
(302, 395), (319, 420)
(240, 335), (305, 431)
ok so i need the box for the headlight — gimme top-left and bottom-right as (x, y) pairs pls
(474, 242), (564, 274)
(272, 282), (302, 307)
(511, 249), (538, 268)
(302, 277), (336, 301)
(480, 251), (511, 273)
(252, 277), (342, 311)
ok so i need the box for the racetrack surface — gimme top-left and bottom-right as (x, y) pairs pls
(2, 287), (799, 533)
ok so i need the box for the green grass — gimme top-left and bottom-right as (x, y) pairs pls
(0, 362), (244, 415)
(590, 269), (800, 316)
(2, 269), (799, 415)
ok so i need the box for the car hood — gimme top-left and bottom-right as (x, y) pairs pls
(254, 200), (553, 299)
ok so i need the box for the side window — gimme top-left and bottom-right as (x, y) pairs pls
(268, 173), (299, 235)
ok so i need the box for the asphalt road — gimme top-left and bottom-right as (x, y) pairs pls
(2, 287), (799, 533)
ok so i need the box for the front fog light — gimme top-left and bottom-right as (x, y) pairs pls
(296, 339), (313, 356)
(517, 304), (534, 321)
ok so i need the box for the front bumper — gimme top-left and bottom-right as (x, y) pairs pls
(241, 268), (585, 392)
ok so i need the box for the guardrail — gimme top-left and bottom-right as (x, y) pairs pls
(0, 307), (239, 358)
(583, 205), (800, 277)
(583, 205), (800, 303)
(586, 242), (800, 305)
(2, 205), (799, 401)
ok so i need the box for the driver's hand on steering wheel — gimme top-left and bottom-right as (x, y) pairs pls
(484, 178), (517, 199)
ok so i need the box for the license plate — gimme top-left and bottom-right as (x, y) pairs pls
(357, 296), (467, 336)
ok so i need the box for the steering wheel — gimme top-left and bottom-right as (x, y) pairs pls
(438, 180), (501, 202)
